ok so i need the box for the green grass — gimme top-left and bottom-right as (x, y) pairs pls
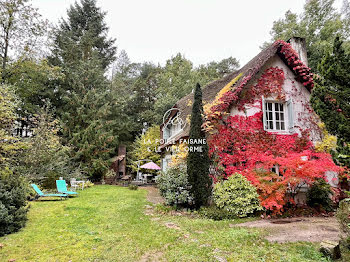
(0, 186), (329, 261)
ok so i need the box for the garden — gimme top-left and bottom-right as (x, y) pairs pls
(1, 0), (350, 261)
(0, 186), (336, 262)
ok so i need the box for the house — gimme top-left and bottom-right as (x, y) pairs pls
(160, 37), (339, 208)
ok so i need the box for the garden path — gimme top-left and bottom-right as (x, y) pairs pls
(237, 217), (342, 243)
(140, 186), (164, 204)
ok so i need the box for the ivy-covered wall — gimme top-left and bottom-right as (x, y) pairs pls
(228, 54), (321, 143)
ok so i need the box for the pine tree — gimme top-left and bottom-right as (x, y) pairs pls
(59, 55), (132, 179)
(47, 0), (132, 179)
(311, 36), (350, 167)
(50, 0), (116, 70)
(187, 83), (212, 208)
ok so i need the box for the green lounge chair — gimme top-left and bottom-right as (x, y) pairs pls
(31, 184), (68, 200)
(56, 180), (78, 196)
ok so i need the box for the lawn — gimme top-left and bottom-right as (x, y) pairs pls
(0, 186), (329, 262)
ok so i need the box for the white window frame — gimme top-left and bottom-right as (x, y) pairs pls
(162, 156), (172, 172)
(262, 96), (294, 133)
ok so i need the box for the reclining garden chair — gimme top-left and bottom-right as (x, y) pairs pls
(31, 184), (68, 200)
(56, 180), (78, 196)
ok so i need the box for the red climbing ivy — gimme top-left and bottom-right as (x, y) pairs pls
(275, 40), (314, 90)
(209, 112), (340, 213)
(205, 53), (340, 213)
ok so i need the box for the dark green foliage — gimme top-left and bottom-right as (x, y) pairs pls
(48, 0), (133, 179)
(187, 83), (212, 208)
(59, 56), (131, 179)
(112, 52), (240, 131)
(0, 173), (29, 236)
(112, 56), (161, 135)
(198, 206), (235, 221)
(6, 59), (64, 116)
(41, 171), (61, 190)
(156, 164), (193, 207)
(50, 0), (116, 69)
(306, 179), (334, 211)
(266, 0), (350, 71)
(311, 36), (350, 167)
(336, 199), (350, 260)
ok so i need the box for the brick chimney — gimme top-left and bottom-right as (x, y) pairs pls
(287, 37), (308, 67)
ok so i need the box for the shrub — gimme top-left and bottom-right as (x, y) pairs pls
(306, 179), (334, 211)
(198, 206), (235, 220)
(84, 181), (94, 188)
(41, 171), (61, 189)
(213, 173), (262, 217)
(0, 172), (29, 236)
(128, 184), (138, 190)
(156, 164), (193, 207)
(336, 199), (350, 260)
(17, 108), (81, 185)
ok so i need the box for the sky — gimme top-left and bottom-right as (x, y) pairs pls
(30, 0), (334, 67)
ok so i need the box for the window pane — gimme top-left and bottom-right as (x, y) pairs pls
(268, 103), (272, 111)
(265, 102), (286, 131)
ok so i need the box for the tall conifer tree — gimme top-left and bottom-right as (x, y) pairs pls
(187, 83), (211, 208)
(50, 0), (116, 70)
(48, 0), (131, 179)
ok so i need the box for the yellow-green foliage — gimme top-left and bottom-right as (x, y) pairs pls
(19, 108), (77, 182)
(315, 122), (337, 153)
(203, 73), (242, 132)
(129, 125), (161, 172)
(83, 181), (94, 189)
(0, 85), (25, 166)
(0, 85), (29, 236)
(170, 143), (188, 167)
(213, 173), (262, 217)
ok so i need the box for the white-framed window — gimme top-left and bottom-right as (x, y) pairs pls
(162, 157), (172, 172)
(262, 97), (294, 132)
(265, 102), (286, 131)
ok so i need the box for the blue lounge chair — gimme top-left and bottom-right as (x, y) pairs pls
(56, 180), (78, 196)
(31, 184), (68, 200)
